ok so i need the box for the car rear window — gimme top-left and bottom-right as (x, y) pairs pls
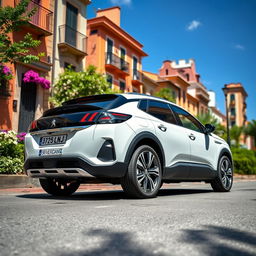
(43, 94), (127, 117)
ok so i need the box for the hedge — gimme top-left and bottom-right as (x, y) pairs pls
(231, 147), (256, 175)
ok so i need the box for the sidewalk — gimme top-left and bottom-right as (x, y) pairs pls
(0, 174), (256, 195)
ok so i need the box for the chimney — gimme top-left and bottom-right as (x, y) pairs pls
(96, 6), (121, 26)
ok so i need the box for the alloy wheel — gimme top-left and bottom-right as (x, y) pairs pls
(220, 158), (232, 190)
(136, 150), (160, 194)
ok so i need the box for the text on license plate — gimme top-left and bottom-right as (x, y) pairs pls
(39, 135), (67, 146)
(39, 148), (62, 156)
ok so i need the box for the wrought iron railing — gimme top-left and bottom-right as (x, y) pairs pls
(15, 0), (53, 33)
(59, 25), (87, 53)
(132, 69), (142, 81)
(105, 52), (130, 72)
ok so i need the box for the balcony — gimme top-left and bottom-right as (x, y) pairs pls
(15, 0), (53, 36)
(105, 52), (129, 75)
(132, 69), (143, 86)
(58, 25), (87, 58)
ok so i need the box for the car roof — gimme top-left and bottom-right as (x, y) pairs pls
(119, 93), (180, 107)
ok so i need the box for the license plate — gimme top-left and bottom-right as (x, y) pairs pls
(39, 148), (62, 156)
(39, 134), (67, 146)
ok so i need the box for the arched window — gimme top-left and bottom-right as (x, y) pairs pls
(165, 69), (169, 75)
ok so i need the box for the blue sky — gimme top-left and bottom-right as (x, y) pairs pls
(87, 0), (256, 121)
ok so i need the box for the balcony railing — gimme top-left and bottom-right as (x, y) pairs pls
(15, 0), (53, 35)
(59, 25), (87, 55)
(132, 69), (142, 81)
(105, 52), (129, 73)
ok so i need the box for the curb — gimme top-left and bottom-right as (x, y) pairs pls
(0, 174), (256, 189)
(0, 175), (40, 189)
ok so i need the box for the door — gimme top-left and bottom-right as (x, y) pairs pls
(65, 2), (78, 47)
(171, 105), (218, 179)
(120, 47), (126, 71)
(146, 100), (191, 179)
(106, 38), (113, 64)
(18, 80), (37, 132)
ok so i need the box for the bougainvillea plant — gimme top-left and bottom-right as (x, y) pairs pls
(23, 70), (50, 89)
(0, 64), (12, 81)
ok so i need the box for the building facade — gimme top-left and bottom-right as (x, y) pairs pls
(224, 83), (247, 127)
(143, 59), (209, 117)
(52, 0), (91, 81)
(0, 0), (54, 132)
(86, 6), (147, 92)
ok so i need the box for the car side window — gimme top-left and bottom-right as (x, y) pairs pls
(171, 105), (203, 133)
(147, 100), (176, 124)
(138, 99), (148, 112)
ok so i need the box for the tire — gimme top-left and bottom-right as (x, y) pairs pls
(121, 145), (162, 199)
(39, 178), (80, 196)
(211, 155), (233, 192)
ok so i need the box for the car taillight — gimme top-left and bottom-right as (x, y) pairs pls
(29, 120), (37, 131)
(97, 112), (131, 124)
(79, 111), (131, 124)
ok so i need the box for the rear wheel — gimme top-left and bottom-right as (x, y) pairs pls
(211, 155), (233, 192)
(39, 178), (80, 196)
(121, 145), (162, 199)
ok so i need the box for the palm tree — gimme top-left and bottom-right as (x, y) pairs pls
(197, 112), (226, 138)
(154, 88), (176, 103)
(245, 120), (256, 145)
(230, 125), (243, 146)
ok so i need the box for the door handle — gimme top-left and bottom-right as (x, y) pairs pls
(189, 133), (196, 140)
(158, 124), (167, 132)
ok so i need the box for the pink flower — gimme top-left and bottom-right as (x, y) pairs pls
(23, 70), (50, 89)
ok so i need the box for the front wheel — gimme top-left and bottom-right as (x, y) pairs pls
(39, 178), (80, 196)
(211, 156), (233, 192)
(121, 145), (162, 199)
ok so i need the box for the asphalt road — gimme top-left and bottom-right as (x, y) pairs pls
(0, 181), (256, 256)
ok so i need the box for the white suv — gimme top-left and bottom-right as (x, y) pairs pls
(24, 93), (233, 198)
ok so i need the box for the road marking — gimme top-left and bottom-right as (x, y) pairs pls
(94, 205), (114, 209)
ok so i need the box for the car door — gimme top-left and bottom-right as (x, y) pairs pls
(171, 105), (218, 179)
(146, 100), (191, 179)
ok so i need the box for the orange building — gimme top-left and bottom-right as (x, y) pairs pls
(143, 59), (211, 117)
(86, 7), (148, 92)
(0, 0), (54, 132)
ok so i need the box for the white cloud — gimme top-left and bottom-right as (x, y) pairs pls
(186, 20), (201, 31)
(234, 44), (245, 50)
(110, 0), (131, 5)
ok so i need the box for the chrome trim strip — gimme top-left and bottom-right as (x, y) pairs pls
(30, 126), (90, 135)
(27, 168), (94, 178)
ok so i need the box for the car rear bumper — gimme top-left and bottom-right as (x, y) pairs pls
(24, 157), (128, 179)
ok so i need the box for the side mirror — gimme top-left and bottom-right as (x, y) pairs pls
(205, 124), (215, 134)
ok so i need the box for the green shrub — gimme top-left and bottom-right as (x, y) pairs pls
(0, 130), (25, 174)
(231, 147), (256, 175)
(0, 156), (23, 174)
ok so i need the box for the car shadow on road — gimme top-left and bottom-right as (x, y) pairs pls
(180, 225), (256, 256)
(55, 226), (256, 256)
(17, 188), (213, 201)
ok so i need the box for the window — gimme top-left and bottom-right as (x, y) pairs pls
(119, 80), (125, 91)
(148, 100), (176, 124)
(230, 94), (235, 101)
(165, 69), (169, 75)
(138, 99), (147, 112)
(171, 105), (203, 133)
(90, 29), (98, 35)
(231, 120), (236, 127)
(0, 79), (10, 97)
(133, 56), (138, 80)
(183, 90), (186, 103)
(186, 73), (190, 81)
(120, 47), (126, 71)
(230, 108), (236, 116)
(65, 3), (78, 47)
(64, 62), (76, 71)
(106, 74), (113, 88)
